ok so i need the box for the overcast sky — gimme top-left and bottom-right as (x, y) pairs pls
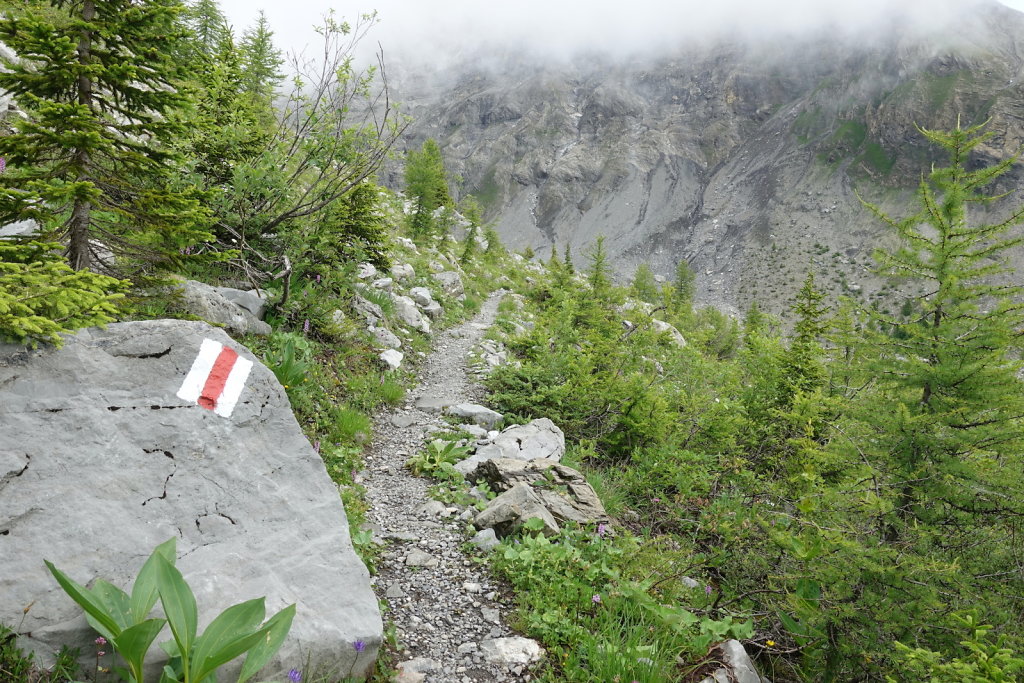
(218, 0), (1024, 64)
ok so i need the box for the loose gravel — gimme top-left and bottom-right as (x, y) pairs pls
(363, 292), (535, 683)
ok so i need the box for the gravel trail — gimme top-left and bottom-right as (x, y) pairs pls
(363, 292), (534, 683)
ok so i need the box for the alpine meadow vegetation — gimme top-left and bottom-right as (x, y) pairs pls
(481, 120), (1024, 681)
(1, 0), (1023, 679)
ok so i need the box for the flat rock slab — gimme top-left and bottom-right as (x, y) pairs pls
(445, 403), (503, 429)
(414, 395), (454, 413)
(0, 320), (380, 680)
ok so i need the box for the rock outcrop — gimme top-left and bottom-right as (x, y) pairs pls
(174, 279), (271, 336)
(390, 4), (1024, 314)
(471, 459), (609, 536)
(455, 418), (565, 474)
(0, 321), (381, 679)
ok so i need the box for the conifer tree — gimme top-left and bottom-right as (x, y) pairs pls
(184, 27), (268, 187)
(780, 271), (829, 400)
(859, 120), (1024, 527)
(184, 0), (227, 56)
(239, 11), (284, 101)
(674, 259), (696, 308)
(587, 236), (613, 299)
(405, 139), (452, 241)
(0, 0), (209, 274)
(0, 240), (128, 346)
(563, 243), (574, 274)
(631, 263), (659, 303)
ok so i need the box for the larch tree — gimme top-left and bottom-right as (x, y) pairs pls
(858, 120), (1024, 532)
(0, 0), (209, 274)
(404, 138), (452, 241)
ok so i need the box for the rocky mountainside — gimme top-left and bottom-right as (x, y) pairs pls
(387, 1), (1024, 314)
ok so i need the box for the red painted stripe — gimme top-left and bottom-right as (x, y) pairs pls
(198, 345), (239, 410)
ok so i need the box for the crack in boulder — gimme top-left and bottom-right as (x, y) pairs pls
(141, 468), (176, 506)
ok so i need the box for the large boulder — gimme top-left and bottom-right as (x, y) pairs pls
(0, 321), (381, 680)
(0, 219), (41, 239)
(652, 319), (687, 347)
(391, 294), (431, 334)
(175, 280), (271, 336)
(455, 418), (565, 474)
(472, 459), (609, 529)
(212, 286), (269, 319)
(432, 271), (465, 299)
(473, 483), (560, 537)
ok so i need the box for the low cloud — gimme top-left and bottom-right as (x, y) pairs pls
(221, 0), (992, 67)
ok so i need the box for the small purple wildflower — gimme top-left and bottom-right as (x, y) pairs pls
(592, 594), (601, 604)
(705, 585), (713, 596)
(353, 640), (366, 653)
(315, 274), (321, 283)
(652, 497), (661, 503)
(313, 440), (320, 453)
(597, 523), (608, 538)
(303, 319), (310, 334)
(287, 669), (302, 682)
(94, 637), (107, 646)
(96, 651), (106, 657)
(0, 157), (6, 174)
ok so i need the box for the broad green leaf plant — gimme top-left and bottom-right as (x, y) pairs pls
(45, 538), (295, 683)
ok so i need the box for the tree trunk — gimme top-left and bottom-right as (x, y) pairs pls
(68, 0), (95, 271)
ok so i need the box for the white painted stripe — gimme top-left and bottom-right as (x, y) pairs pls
(176, 338), (223, 403)
(214, 355), (253, 418)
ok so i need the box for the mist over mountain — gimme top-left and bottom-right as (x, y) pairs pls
(383, 0), (1024, 314)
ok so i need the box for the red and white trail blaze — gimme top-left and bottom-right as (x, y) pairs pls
(176, 339), (253, 418)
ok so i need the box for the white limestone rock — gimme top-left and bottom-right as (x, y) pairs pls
(479, 637), (544, 667)
(380, 349), (403, 370)
(445, 403), (504, 429)
(174, 280), (271, 336)
(0, 321), (380, 680)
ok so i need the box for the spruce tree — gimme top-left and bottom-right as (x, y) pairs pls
(859, 120), (1024, 527)
(184, 0), (227, 56)
(586, 236), (613, 299)
(780, 271), (829, 400)
(674, 259), (696, 308)
(0, 0), (209, 274)
(563, 243), (574, 273)
(239, 11), (283, 101)
(0, 240), (127, 346)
